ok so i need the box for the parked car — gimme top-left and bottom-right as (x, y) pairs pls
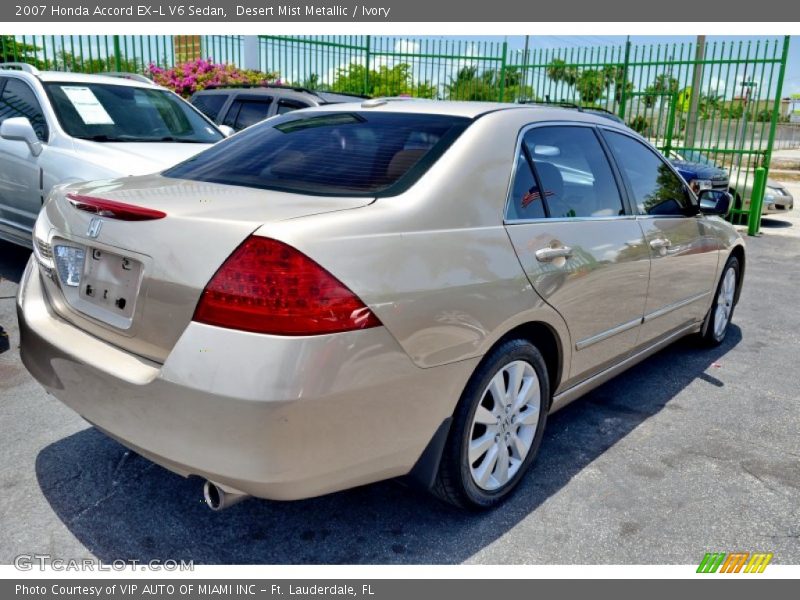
(667, 150), (730, 195)
(671, 150), (793, 214)
(18, 100), (744, 510)
(190, 84), (367, 132)
(0, 63), (226, 248)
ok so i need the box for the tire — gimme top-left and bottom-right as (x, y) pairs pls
(432, 339), (549, 509)
(700, 255), (740, 346)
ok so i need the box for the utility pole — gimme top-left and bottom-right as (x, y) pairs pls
(521, 35), (530, 102)
(685, 35), (706, 151)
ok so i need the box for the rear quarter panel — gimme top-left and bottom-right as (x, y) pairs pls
(254, 110), (573, 388)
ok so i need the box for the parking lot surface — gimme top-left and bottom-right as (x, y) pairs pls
(1, 188), (799, 565)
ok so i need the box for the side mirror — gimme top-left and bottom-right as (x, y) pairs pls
(0, 117), (43, 156)
(698, 189), (731, 216)
(218, 125), (235, 138)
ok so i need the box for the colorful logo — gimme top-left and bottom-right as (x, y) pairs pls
(697, 552), (773, 573)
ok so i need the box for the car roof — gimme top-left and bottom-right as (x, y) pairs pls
(295, 98), (627, 124)
(192, 85), (367, 103)
(13, 70), (160, 88)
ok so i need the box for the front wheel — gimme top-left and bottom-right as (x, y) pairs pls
(700, 256), (740, 346)
(432, 339), (549, 509)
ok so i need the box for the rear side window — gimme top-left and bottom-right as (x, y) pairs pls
(604, 131), (693, 216)
(191, 93), (228, 121)
(506, 151), (546, 220)
(277, 99), (310, 115)
(164, 111), (471, 197)
(522, 126), (624, 218)
(223, 98), (272, 131)
(0, 78), (48, 141)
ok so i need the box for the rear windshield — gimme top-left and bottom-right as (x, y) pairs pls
(163, 111), (471, 196)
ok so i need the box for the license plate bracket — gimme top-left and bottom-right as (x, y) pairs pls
(78, 247), (142, 322)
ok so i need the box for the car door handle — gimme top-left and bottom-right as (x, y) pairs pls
(535, 246), (573, 262)
(649, 238), (672, 250)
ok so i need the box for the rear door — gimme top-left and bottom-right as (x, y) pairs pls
(601, 129), (720, 345)
(504, 124), (651, 386)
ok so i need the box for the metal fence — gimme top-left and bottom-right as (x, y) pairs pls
(0, 33), (793, 231)
(256, 35), (791, 229)
(0, 34), (243, 73)
(774, 123), (800, 150)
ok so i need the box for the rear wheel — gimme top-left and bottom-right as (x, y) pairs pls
(700, 256), (740, 346)
(432, 339), (549, 509)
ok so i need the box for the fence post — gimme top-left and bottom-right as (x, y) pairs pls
(498, 40), (508, 102)
(760, 35), (791, 198)
(113, 35), (122, 72)
(364, 35), (371, 96)
(748, 167), (766, 236)
(617, 38), (631, 119)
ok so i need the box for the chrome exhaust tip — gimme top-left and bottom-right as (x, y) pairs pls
(203, 480), (249, 511)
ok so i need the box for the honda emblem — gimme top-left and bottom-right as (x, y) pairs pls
(87, 217), (103, 239)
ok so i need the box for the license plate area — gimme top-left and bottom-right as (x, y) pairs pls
(79, 248), (142, 320)
(53, 240), (145, 331)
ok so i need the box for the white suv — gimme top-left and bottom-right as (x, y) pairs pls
(0, 64), (226, 248)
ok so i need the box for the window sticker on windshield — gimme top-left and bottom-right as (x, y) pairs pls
(61, 86), (114, 125)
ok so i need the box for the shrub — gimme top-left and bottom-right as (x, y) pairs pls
(148, 58), (280, 97)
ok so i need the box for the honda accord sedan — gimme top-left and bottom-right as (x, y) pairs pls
(18, 99), (744, 510)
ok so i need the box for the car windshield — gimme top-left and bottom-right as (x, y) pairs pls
(678, 150), (718, 167)
(163, 111), (471, 196)
(44, 82), (223, 143)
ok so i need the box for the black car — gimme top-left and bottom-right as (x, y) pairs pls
(190, 84), (366, 132)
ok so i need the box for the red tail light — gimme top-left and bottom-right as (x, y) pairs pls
(66, 193), (166, 221)
(193, 236), (382, 336)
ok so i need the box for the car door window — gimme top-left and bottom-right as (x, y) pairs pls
(521, 126), (624, 218)
(506, 150), (547, 220)
(276, 99), (310, 115)
(0, 78), (48, 141)
(604, 130), (694, 216)
(223, 98), (272, 131)
(191, 93), (228, 121)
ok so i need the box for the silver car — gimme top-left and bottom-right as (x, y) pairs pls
(18, 100), (744, 510)
(0, 64), (226, 248)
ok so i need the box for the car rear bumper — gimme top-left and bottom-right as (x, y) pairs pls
(17, 256), (477, 500)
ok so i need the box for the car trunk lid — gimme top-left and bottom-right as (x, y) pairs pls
(35, 174), (373, 363)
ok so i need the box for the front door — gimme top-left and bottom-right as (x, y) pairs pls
(504, 124), (651, 387)
(601, 129), (720, 345)
(0, 77), (49, 237)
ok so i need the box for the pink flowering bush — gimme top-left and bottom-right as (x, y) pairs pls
(148, 58), (280, 97)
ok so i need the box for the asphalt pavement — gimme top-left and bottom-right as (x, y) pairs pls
(1, 192), (798, 565)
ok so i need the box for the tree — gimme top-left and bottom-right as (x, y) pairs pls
(446, 66), (495, 101)
(643, 74), (679, 108)
(546, 58), (578, 88)
(331, 62), (436, 98)
(52, 51), (141, 74)
(575, 69), (606, 104)
(446, 65), (534, 102)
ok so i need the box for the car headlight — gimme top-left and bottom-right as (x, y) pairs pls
(690, 179), (712, 193)
(766, 186), (784, 196)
